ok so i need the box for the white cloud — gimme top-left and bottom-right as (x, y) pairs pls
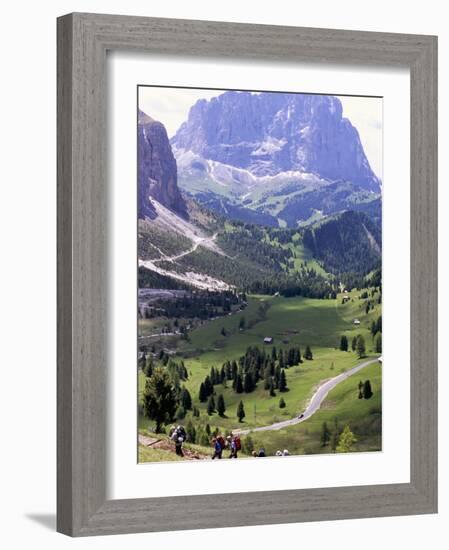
(138, 87), (382, 180)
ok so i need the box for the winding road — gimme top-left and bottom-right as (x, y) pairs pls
(233, 357), (379, 435)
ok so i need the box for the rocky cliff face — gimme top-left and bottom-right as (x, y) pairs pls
(171, 91), (380, 193)
(138, 110), (187, 219)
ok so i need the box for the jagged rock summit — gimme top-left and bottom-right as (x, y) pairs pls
(138, 109), (187, 219)
(171, 91), (380, 193)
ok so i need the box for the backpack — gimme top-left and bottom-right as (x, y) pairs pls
(177, 427), (186, 441)
(217, 436), (226, 450)
(234, 436), (241, 451)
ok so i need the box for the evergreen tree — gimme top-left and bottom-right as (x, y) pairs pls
(205, 423), (211, 436)
(278, 349), (285, 369)
(320, 422), (331, 447)
(363, 380), (373, 399)
(220, 327), (226, 337)
(217, 394), (226, 417)
(339, 335), (349, 352)
(235, 373), (243, 394)
(204, 375), (213, 396)
(304, 345), (313, 360)
(180, 387), (192, 410)
(374, 332), (382, 353)
(356, 335), (366, 358)
(330, 418), (340, 450)
(279, 397), (286, 409)
(279, 369), (287, 392)
(237, 400), (245, 422)
(271, 346), (278, 361)
(244, 372), (255, 393)
(142, 367), (178, 433)
(193, 406), (200, 417)
(239, 316), (246, 330)
(207, 395), (216, 415)
(199, 382), (207, 403)
(269, 379), (276, 397)
(351, 336), (357, 351)
(336, 425), (357, 453)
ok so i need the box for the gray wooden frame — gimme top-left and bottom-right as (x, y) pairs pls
(57, 12), (438, 537)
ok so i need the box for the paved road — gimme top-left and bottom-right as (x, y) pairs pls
(233, 358), (379, 435)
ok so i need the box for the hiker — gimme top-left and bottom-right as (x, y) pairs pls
(257, 448), (266, 457)
(283, 449), (290, 456)
(211, 437), (223, 460)
(171, 425), (186, 457)
(228, 433), (241, 459)
(251, 451), (258, 458)
(275, 450), (283, 456)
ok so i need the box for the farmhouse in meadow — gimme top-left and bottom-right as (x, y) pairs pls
(263, 337), (273, 344)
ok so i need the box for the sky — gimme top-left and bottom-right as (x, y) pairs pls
(138, 86), (383, 180)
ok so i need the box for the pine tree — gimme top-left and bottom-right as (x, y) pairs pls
(239, 316), (246, 330)
(320, 422), (331, 446)
(336, 425), (357, 453)
(235, 373), (243, 393)
(237, 400), (245, 422)
(193, 406), (200, 417)
(205, 423), (211, 436)
(142, 367), (178, 433)
(304, 345), (313, 360)
(374, 332), (382, 353)
(207, 395), (216, 415)
(279, 397), (286, 409)
(269, 379), (276, 397)
(271, 346), (278, 361)
(351, 336), (357, 351)
(278, 349), (285, 369)
(220, 327), (226, 337)
(363, 380), (373, 399)
(217, 394), (226, 417)
(199, 382), (207, 403)
(244, 372), (254, 393)
(356, 335), (366, 358)
(204, 375), (213, 396)
(339, 335), (348, 352)
(181, 387), (192, 410)
(279, 369), (287, 392)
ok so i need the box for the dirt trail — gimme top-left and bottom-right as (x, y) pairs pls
(138, 434), (209, 460)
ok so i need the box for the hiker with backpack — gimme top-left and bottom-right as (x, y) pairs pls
(171, 425), (186, 457)
(228, 433), (241, 458)
(211, 437), (223, 460)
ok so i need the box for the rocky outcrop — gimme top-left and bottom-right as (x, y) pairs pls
(172, 91), (380, 193)
(138, 110), (187, 219)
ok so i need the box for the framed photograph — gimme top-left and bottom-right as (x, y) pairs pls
(57, 13), (438, 536)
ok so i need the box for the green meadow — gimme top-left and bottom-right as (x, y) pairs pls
(138, 288), (382, 460)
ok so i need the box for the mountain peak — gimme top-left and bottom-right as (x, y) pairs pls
(138, 110), (188, 219)
(172, 91), (380, 193)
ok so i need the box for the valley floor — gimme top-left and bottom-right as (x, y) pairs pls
(138, 288), (382, 462)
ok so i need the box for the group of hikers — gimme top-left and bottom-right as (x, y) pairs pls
(169, 425), (289, 459)
(211, 433), (241, 459)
